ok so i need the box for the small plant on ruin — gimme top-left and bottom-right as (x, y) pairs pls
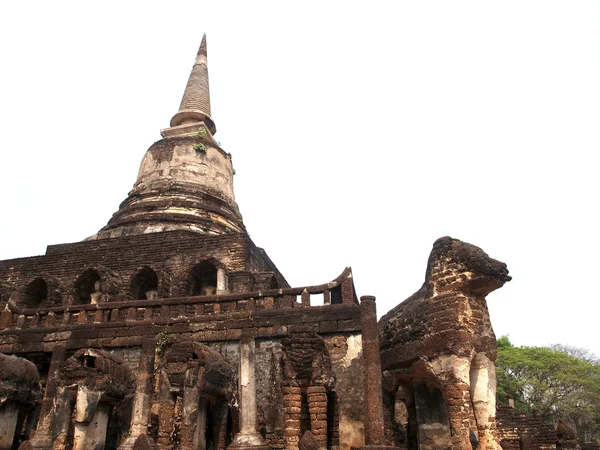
(232, 168), (236, 175)
(193, 143), (206, 154)
(196, 127), (207, 139)
(156, 331), (170, 356)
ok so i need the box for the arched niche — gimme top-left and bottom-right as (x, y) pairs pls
(73, 269), (102, 305)
(131, 267), (159, 300)
(189, 261), (218, 296)
(24, 278), (48, 309)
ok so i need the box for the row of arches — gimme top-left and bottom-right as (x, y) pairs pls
(18, 261), (223, 309)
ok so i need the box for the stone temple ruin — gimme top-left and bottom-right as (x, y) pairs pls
(0, 34), (533, 450)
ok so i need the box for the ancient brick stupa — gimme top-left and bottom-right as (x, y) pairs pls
(0, 31), (521, 450)
(92, 35), (244, 240)
(0, 34), (388, 450)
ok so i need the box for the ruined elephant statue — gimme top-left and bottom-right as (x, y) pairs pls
(153, 340), (237, 450)
(0, 353), (41, 450)
(379, 236), (511, 450)
(21, 348), (134, 450)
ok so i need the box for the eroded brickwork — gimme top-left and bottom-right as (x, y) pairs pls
(0, 27), (537, 450)
(379, 237), (511, 450)
(496, 404), (557, 450)
(0, 259), (370, 450)
(0, 231), (287, 310)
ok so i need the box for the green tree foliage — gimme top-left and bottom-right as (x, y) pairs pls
(496, 336), (600, 441)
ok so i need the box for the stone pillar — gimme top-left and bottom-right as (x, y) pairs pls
(431, 355), (473, 450)
(360, 295), (385, 445)
(118, 339), (157, 449)
(0, 402), (19, 450)
(51, 386), (75, 450)
(217, 268), (228, 295)
(73, 396), (110, 450)
(181, 377), (200, 449)
(282, 385), (302, 450)
(470, 353), (501, 450)
(228, 333), (269, 450)
(307, 386), (328, 450)
(28, 345), (67, 449)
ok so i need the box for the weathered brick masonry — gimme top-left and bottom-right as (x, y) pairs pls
(0, 34), (381, 450)
(1, 29), (564, 450)
(1, 253), (367, 449)
(495, 404), (557, 450)
(0, 231), (286, 309)
(379, 237), (511, 450)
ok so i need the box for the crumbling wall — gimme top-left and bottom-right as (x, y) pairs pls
(496, 404), (557, 450)
(107, 346), (143, 374)
(151, 341), (237, 450)
(325, 333), (365, 450)
(1, 246), (366, 450)
(255, 339), (285, 449)
(0, 231), (288, 309)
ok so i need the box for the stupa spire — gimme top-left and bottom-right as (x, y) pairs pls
(91, 34), (245, 240)
(165, 34), (216, 136)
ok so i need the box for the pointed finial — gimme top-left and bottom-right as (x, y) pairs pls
(164, 33), (216, 136)
(198, 34), (207, 57)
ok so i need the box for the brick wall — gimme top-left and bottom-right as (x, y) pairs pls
(0, 231), (286, 307)
(496, 404), (557, 450)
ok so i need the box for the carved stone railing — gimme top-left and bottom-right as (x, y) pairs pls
(0, 268), (357, 331)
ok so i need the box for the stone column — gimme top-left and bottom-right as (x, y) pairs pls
(430, 355), (472, 450)
(28, 345), (67, 449)
(50, 386), (74, 450)
(118, 339), (157, 449)
(0, 402), (19, 450)
(307, 386), (328, 450)
(227, 332), (269, 450)
(181, 381), (200, 449)
(360, 296), (386, 445)
(73, 390), (110, 450)
(470, 353), (502, 450)
(282, 385), (302, 450)
(217, 268), (229, 295)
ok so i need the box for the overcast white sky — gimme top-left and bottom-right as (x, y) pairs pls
(0, 2), (598, 355)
